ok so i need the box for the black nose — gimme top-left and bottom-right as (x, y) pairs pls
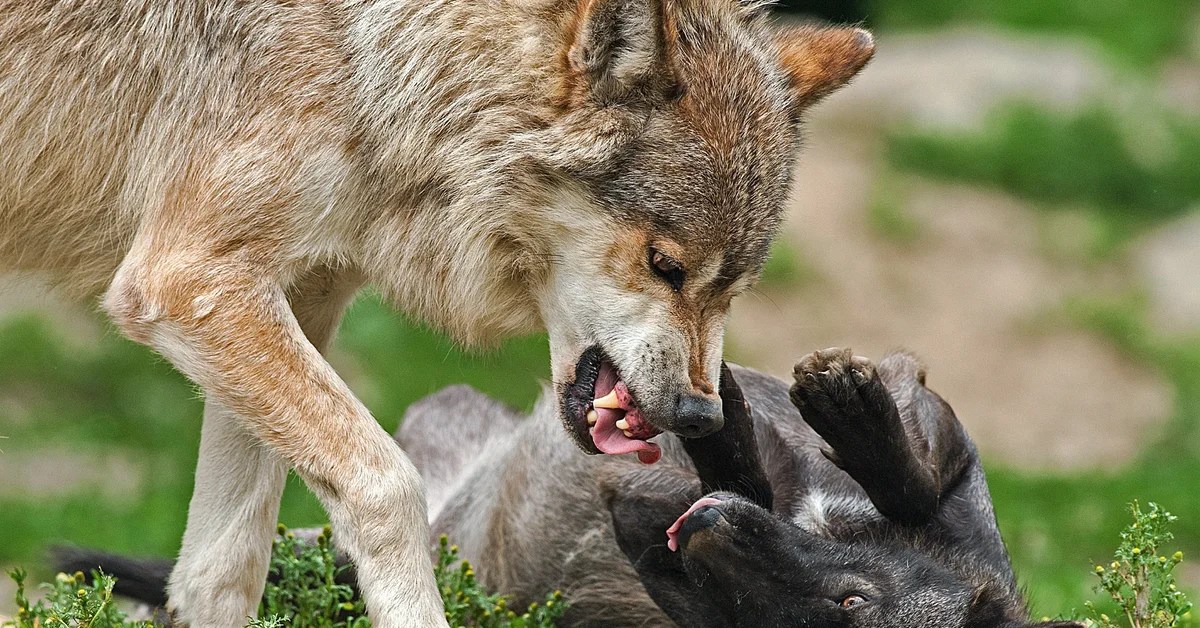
(675, 393), (724, 438)
(677, 504), (724, 548)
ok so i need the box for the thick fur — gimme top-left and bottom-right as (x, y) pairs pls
(417, 353), (1082, 626)
(0, 1), (873, 624)
(71, 353), (1081, 627)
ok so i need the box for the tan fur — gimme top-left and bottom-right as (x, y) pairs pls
(0, 1), (872, 625)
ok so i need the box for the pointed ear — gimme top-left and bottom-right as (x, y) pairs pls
(776, 25), (875, 111)
(567, 0), (665, 103)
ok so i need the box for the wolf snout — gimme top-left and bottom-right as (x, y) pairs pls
(674, 393), (724, 438)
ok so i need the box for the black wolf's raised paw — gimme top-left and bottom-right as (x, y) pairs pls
(789, 348), (890, 438)
(789, 347), (874, 409)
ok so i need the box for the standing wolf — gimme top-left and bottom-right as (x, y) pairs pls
(0, 0), (873, 625)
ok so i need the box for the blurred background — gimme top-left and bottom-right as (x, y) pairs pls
(1, 0), (1198, 620)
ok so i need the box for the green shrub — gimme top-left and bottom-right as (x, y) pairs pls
(4, 568), (151, 628)
(5, 527), (564, 628)
(869, 0), (1194, 66)
(1085, 501), (1193, 627)
(252, 525), (368, 628)
(434, 536), (565, 628)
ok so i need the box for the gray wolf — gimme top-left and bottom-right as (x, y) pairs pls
(67, 349), (1082, 627)
(0, 0), (873, 624)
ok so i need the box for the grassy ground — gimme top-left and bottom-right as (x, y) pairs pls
(886, 105), (1200, 257)
(986, 315), (1200, 617)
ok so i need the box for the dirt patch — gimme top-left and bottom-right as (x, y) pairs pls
(1134, 212), (1200, 336)
(727, 126), (1172, 471)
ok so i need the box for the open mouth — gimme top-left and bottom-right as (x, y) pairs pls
(560, 346), (663, 465)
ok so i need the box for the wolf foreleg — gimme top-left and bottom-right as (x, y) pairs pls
(104, 255), (447, 627)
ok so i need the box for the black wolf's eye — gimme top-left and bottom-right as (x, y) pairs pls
(649, 248), (685, 291)
(840, 594), (867, 608)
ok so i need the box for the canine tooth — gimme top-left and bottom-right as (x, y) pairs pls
(586, 410), (598, 426)
(622, 430), (634, 438)
(593, 390), (620, 409)
(615, 418), (630, 430)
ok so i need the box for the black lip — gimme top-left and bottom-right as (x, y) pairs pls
(558, 345), (606, 455)
(678, 505), (724, 549)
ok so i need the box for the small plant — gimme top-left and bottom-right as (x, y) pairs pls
(3, 568), (150, 628)
(1085, 501), (1193, 628)
(255, 527), (565, 627)
(6, 527), (565, 627)
(435, 535), (565, 628)
(255, 524), (368, 628)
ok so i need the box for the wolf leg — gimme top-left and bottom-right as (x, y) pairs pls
(788, 348), (942, 526)
(166, 266), (364, 626)
(168, 400), (288, 625)
(105, 254), (447, 628)
(680, 362), (773, 510)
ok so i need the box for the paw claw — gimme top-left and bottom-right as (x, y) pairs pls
(791, 347), (878, 405)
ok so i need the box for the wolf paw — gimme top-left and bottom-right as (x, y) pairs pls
(789, 348), (887, 438)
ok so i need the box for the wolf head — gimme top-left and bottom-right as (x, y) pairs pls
(518, 0), (874, 456)
(608, 490), (1083, 628)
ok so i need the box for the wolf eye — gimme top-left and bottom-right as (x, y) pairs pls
(840, 594), (867, 608)
(649, 248), (685, 291)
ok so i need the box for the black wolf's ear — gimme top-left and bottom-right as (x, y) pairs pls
(603, 466), (698, 564)
(776, 25), (875, 111)
(602, 468), (725, 626)
(567, 0), (666, 103)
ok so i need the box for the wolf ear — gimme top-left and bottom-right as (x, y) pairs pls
(602, 468), (726, 626)
(776, 25), (875, 111)
(567, 0), (665, 103)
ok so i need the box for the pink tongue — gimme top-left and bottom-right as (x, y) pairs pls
(591, 406), (662, 464)
(666, 497), (723, 552)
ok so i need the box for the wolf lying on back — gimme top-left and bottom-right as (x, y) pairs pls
(77, 348), (1081, 626)
(401, 348), (1082, 627)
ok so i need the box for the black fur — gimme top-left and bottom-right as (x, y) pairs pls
(606, 350), (1080, 628)
(51, 546), (173, 607)
(679, 361), (774, 511)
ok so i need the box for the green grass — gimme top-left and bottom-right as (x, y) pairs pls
(886, 104), (1200, 256)
(868, 0), (1196, 66)
(758, 238), (818, 288)
(866, 175), (923, 245)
